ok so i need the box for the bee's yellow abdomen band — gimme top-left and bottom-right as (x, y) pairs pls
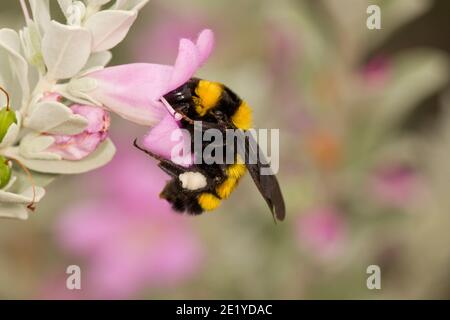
(198, 193), (221, 211)
(227, 163), (246, 179)
(216, 177), (237, 199)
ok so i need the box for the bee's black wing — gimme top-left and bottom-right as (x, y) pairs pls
(235, 130), (286, 222)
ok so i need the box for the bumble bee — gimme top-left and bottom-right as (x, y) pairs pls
(134, 78), (285, 222)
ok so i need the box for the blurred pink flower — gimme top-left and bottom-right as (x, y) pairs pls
(83, 29), (214, 165)
(296, 207), (347, 259)
(45, 104), (110, 160)
(371, 165), (421, 208)
(361, 55), (391, 88)
(265, 22), (300, 81)
(49, 145), (203, 299)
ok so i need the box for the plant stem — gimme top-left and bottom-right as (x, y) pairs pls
(10, 157), (37, 212)
(19, 0), (31, 23)
(0, 86), (10, 111)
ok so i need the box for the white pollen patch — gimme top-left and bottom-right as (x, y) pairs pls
(179, 172), (207, 190)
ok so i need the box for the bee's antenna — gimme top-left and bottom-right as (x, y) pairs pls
(133, 138), (165, 162)
(133, 138), (144, 152)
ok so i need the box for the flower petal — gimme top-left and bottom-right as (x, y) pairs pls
(57, 0), (72, 15)
(85, 10), (137, 52)
(82, 50), (112, 73)
(0, 111), (21, 149)
(45, 105), (110, 160)
(166, 39), (199, 93)
(0, 28), (30, 108)
(80, 29), (215, 126)
(24, 101), (89, 135)
(142, 113), (193, 167)
(0, 186), (45, 204)
(42, 21), (92, 79)
(29, 0), (51, 34)
(6, 138), (116, 174)
(166, 29), (215, 93)
(0, 186), (46, 220)
(46, 132), (107, 160)
(19, 133), (61, 160)
(85, 63), (172, 125)
(195, 29), (215, 66)
(0, 203), (29, 220)
(88, 0), (112, 6)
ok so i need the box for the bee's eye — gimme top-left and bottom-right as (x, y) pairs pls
(215, 110), (224, 118)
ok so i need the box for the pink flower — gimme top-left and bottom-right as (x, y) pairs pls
(84, 29), (214, 126)
(370, 165), (421, 208)
(45, 104), (110, 160)
(296, 207), (347, 260)
(142, 112), (194, 166)
(83, 29), (214, 165)
(50, 144), (203, 299)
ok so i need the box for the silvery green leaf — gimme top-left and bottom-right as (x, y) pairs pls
(18, 133), (61, 160)
(19, 25), (46, 75)
(0, 186), (45, 204)
(0, 111), (21, 149)
(320, 0), (367, 58)
(57, 0), (73, 16)
(49, 117), (90, 135)
(0, 186), (45, 220)
(85, 10), (137, 52)
(62, 77), (101, 106)
(0, 204), (29, 220)
(12, 168), (57, 189)
(113, 0), (127, 9)
(372, 49), (449, 132)
(113, 0), (149, 11)
(42, 21), (92, 79)
(6, 138), (116, 174)
(363, 0), (432, 53)
(24, 100), (88, 135)
(29, 0), (51, 34)
(0, 28), (29, 108)
(88, 0), (112, 7)
(81, 50), (112, 72)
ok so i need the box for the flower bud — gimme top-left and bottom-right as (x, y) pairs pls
(0, 156), (12, 189)
(0, 106), (17, 143)
(45, 105), (111, 160)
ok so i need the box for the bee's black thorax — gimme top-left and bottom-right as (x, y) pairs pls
(164, 78), (244, 125)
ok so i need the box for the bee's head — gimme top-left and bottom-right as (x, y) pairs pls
(163, 83), (193, 106)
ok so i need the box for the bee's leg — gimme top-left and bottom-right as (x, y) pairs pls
(133, 139), (167, 162)
(158, 161), (186, 178)
(133, 139), (187, 178)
